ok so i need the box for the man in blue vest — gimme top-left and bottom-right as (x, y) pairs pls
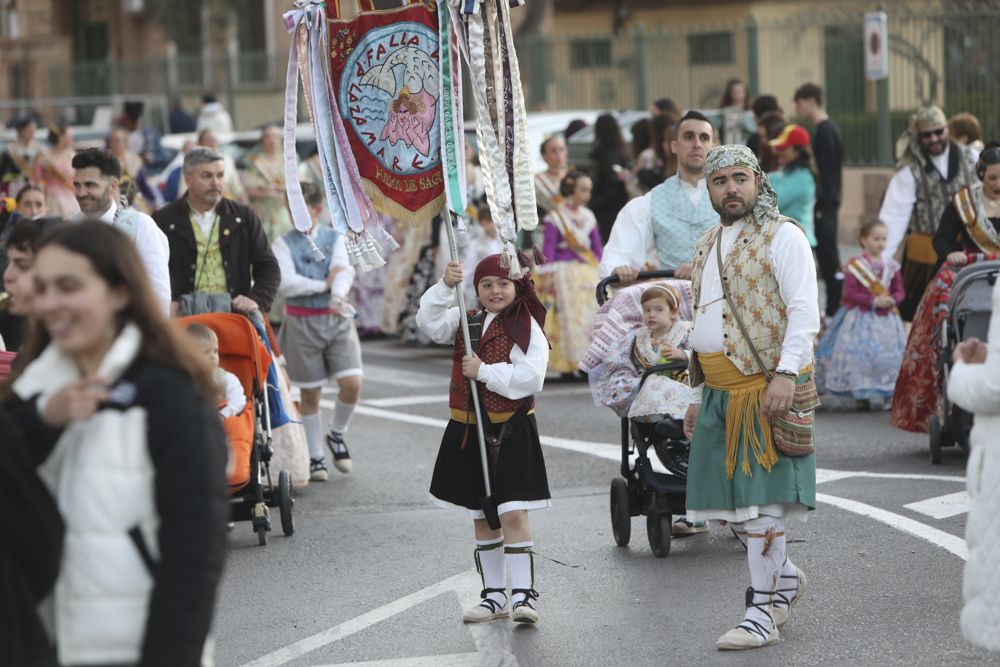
(599, 110), (718, 283)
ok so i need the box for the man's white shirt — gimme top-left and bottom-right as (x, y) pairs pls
(879, 145), (952, 259)
(97, 201), (172, 314)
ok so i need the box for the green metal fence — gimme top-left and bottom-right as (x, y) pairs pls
(29, 0), (1000, 165)
(515, 0), (1000, 166)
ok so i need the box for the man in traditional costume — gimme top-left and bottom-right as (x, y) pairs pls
(153, 147), (280, 318)
(891, 144), (1000, 433)
(879, 105), (976, 321)
(683, 144), (820, 650)
(599, 111), (718, 282)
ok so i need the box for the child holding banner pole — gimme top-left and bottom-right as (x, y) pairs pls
(416, 216), (551, 625)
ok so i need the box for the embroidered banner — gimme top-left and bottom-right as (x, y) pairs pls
(329, 4), (444, 224)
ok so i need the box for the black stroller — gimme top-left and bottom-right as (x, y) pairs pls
(930, 259), (1000, 464)
(596, 271), (691, 558)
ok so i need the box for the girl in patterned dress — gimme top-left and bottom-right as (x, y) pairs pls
(538, 171), (603, 375)
(593, 284), (695, 421)
(816, 221), (906, 407)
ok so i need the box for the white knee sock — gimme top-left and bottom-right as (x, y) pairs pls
(302, 412), (324, 461)
(739, 516), (785, 642)
(475, 538), (507, 608)
(330, 398), (357, 436)
(504, 542), (535, 606)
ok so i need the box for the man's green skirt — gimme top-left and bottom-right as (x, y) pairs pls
(685, 384), (816, 512)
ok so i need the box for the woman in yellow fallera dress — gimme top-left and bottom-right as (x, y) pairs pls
(538, 171), (604, 375)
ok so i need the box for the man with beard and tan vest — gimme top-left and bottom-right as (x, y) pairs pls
(682, 144), (820, 650)
(879, 105), (976, 320)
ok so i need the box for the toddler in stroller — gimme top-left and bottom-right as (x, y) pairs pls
(179, 313), (295, 545)
(185, 323), (250, 487)
(586, 272), (705, 557)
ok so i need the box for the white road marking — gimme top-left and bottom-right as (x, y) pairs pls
(242, 570), (480, 666)
(356, 386), (594, 408)
(242, 569), (516, 667)
(817, 492), (968, 561)
(364, 394), (451, 407)
(904, 491), (971, 519)
(337, 404), (969, 561)
(363, 345), (452, 360)
(250, 394), (970, 665)
(362, 364), (449, 388)
(313, 653), (484, 666)
(826, 471), (966, 483)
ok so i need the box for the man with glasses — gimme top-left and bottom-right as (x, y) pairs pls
(879, 105), (976, 321)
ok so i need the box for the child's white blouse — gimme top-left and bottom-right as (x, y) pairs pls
(219, 370), (247, 419)
(416, 280), (548, 400)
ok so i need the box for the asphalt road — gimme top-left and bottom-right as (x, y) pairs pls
(211, 337), (988, 667)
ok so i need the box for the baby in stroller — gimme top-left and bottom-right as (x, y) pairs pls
(186, 323), (252, 490)
(593, 284), (697, 423)
(588, 279), (706, 541)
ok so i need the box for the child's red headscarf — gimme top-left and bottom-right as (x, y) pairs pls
(473, 253), (547, 351)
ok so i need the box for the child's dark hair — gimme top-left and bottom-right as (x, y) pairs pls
(559, 170), (588, 198)
(477, 204), (493, 222)
(301, 181), (325, 208)
(185, 322), (217, 344)
(859, 220), (887, 240)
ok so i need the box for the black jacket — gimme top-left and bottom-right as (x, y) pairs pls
(153, 195), (281, 312)
(0, 406), (62, 667)
(7, 359), (229, 667)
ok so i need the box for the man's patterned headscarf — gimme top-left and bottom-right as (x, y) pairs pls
(896, 104), (948, 168)
(704, 144), (780, 224)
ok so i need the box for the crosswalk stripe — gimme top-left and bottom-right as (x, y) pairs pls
(903, 491), (970, 520)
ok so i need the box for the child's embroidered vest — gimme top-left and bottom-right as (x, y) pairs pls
(689, 216), (790, 384)
(449, 312), (533, 415)
(283, 226), (338, 309)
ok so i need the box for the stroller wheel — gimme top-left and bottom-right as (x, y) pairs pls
(610, 477), (631, 547)
(278, 471), (295, 536)
(929, 415), (943, 465)
(647, 510), (672, 558)
(252, 502), (270, 546)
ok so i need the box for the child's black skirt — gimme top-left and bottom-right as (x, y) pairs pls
(430, 414), (551, 519)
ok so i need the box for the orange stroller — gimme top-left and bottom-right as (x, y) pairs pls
(179, 312), (295, 545)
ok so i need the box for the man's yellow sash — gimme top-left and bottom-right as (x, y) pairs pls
(700, 352), (778, 479)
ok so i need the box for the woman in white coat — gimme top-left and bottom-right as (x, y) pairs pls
(947, 278), (1000, 652)
(6, 221), (228, 667)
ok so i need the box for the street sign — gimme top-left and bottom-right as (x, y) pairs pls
(864, 11), (889, 80)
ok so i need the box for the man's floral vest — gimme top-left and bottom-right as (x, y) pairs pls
(689, 216), (789, 385)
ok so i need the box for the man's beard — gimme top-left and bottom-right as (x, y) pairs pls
(713, 194), (756, 225)
(924, 140), (947, 156)
(80, 188), (113, 215)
